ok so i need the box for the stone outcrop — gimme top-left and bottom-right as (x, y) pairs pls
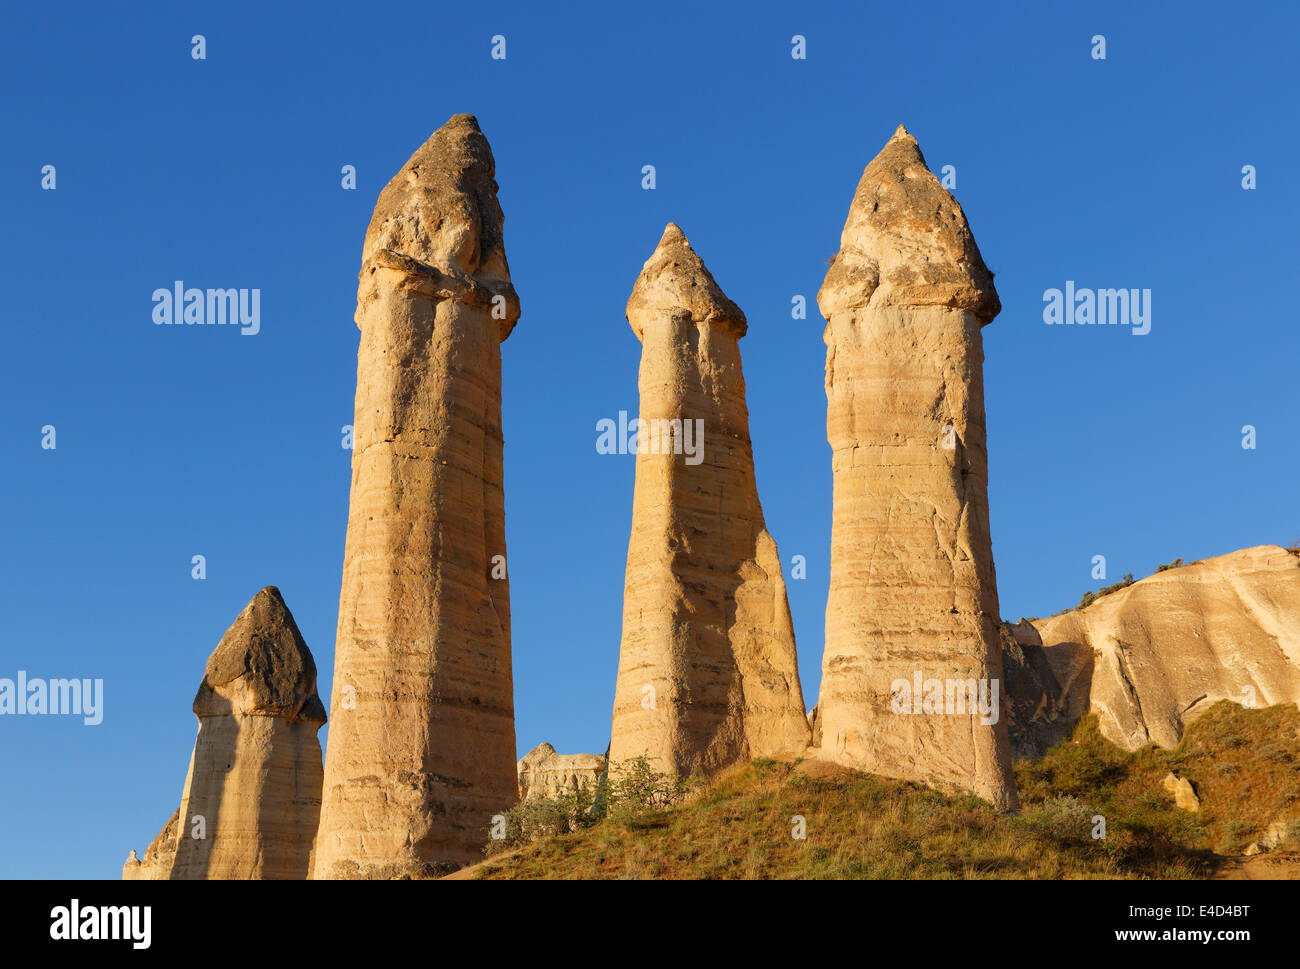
(123, 587), (327, 879)
(314, 114), (521, 878)
(1019, 546), (1300, 752)
(122, 809), (179, 880)
(814, 126), (1017, 811)
(608, 223), (810, 780)
(517, 743), (606, 801)
(1163, 772), (1200, 812)
(999, 619), (1072, 761)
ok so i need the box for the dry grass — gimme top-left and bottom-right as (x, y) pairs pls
(472, 703), (1300, 880)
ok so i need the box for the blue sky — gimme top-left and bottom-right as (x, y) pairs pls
(2, 1), (1296, 878)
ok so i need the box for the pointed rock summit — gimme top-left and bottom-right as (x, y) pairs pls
(124, 587), (326, 880)
(819, 123), (999, 324)
(314, 115), (520, 878)
(608, 224), (810, 780)
(815, 128), (1017, 810)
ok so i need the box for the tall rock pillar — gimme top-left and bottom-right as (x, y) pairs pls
(608, 224), (810, 780)
(314, 114), (521, 878)
(816, 126), (1017, 810)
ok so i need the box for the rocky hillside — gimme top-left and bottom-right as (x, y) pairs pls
(1003, 545), (1300, 757)
(462, 702), (1300, 880)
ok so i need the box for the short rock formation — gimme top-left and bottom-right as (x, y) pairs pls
(121, 809), (179, 881)
(517, 743), (606, 801)
(1022, 546), (1300, 751)
(1162, 772), (1200, 812)
(608, 223), (810, 780)
(314, 114), (521, 878)
(814, 126), (1017, 811)
(124, 587), (327, 879)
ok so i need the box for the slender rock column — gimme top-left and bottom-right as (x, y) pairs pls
(608, 224), (810, 780)
(313, 114), (521, 877)
(816, 126), (1017, 810)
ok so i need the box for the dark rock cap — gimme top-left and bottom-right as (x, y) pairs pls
(193, 586), (327, 723)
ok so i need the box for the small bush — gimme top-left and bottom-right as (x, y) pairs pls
(603, 755), (695, 825)
(1078, 574), (1135, 610)
(1023, 796), (1097, 844)
(1257, 743), (1292, 763)
(484, 755), (693, 856)
(484, 784), (599, 856)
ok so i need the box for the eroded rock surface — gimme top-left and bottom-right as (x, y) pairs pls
(608, 224), (810, 780)
(517, 743), (606, 801)
(1025, 546), (1300, 751)
(814, 126), (1016, 810)
(314, 115), (520, 878)
(124, 587), (326, 879)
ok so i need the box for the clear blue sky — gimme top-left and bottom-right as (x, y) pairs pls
(2, 1), (1296, 878)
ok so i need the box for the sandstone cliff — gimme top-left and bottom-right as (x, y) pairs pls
(124, 587), (326, 879)
(314, 114), (520, 878)
(608, 223), (810, 780)
(1012, 546), (1300, 753)
(814, 126), (1016, 810)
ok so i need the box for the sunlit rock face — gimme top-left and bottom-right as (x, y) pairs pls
(313, 115), (521, 878)
(609, 223), (810, 782)
(815, 126), (1016, 811)
(124, 587), (326, 880)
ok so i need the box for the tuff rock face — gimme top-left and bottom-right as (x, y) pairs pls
(814, 126), (1017, 811)
(608, 223), (810, 780)
(124, 587), (327, 880)
(1023, 546), (1300, 751)
(999, 619), (1072, 761)
(313, 115), (520, 879)
(517, 743), (606, 801)
(121, 809), (179, 880)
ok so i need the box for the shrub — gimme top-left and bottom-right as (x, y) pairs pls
(603, 754), (694, 825)
(1023, 796), (1097, 844)
(484, 755), (694, 855)
(1077, 574), (1135, 609)
(483, 784), (599, 856)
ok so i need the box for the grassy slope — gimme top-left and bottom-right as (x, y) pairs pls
(472, 702), (1300, 880)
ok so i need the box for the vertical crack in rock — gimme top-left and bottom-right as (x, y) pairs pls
(313, 115), (520, 878)
(124, 587), (327, 879)
(815, 126), (1017, 810)
(608, 223), (810, 781)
